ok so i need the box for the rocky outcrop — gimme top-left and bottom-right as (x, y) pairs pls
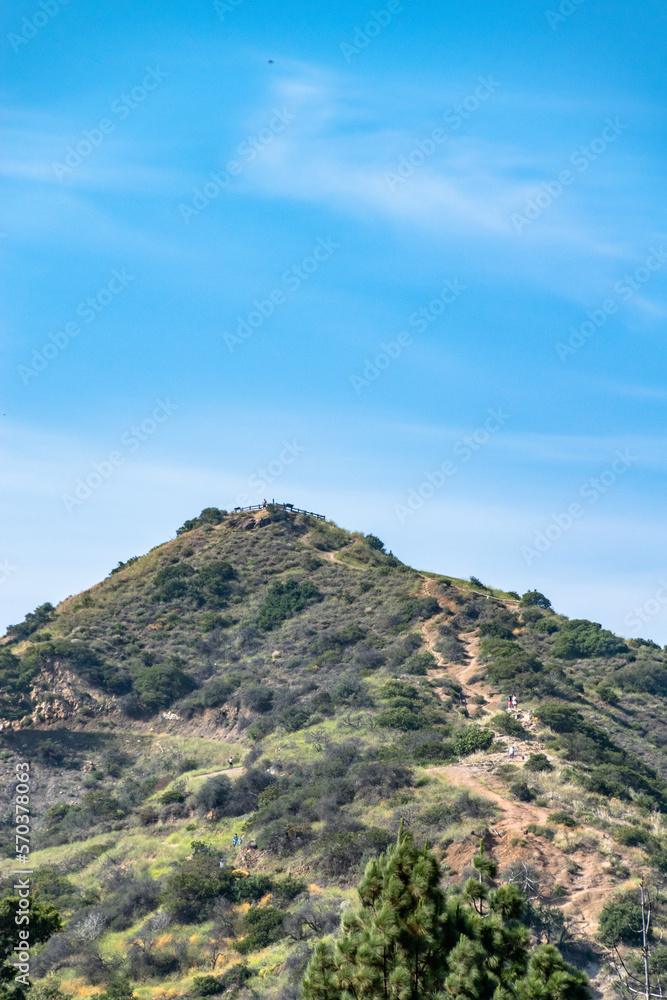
(27, 660), (110, 727)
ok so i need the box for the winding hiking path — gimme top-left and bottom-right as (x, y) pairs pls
(419, 577), (503, 712)
(414, 576), (638, 949)
(192, 766), (243, 780)
(428, 761), (631, 939)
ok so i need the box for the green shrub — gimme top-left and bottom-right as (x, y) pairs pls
(257, 578), (322, 630)
(412, 740), (455, 763)
(280, 705), (311, 732)
(176, 507), (226, 535)
(525, 753), (553, 772)
(422, 790), (494, 827)
(520, 591), (551, 609)
(192, 976), (223, 996)
(154, 559), (235, 606)
(612, 824), (655, 848)
(310, 522), (349, 551)
(162, 856), (273, 923)
(509, 781), (534, 802)
(387, 596), (440, 632)
(489, 713), (528, 739)
(311, 624), (366, 656)
(320, 825), (391, 877)
(196, 774), (232, 812)
(160, 787), (185, 805)
(536, 704), (587, 735)
(547, 811), (577, 828)
(201, 675), (239, 706)
(595, 683), (619, 704)
(272, 874), (307, 903)
(234, 906), (284, 954)
(613, 662), (667, 697)
(454, 726), (494, 756)
(32, 867), (78, 905)
(521, 607), (544, 625)
(6, 602), (55, 641)
(241, 683), (273, 713)
(553, 619), (627, 660)
(109, 556), (139, 576)
(379, 680), (419, 701)
(199, 612), (230, 632)
(154, 562), (196, 601)
(525, 823), (554, 840)
(598, 893), (644, 946)
(193, 561), (236, 605)
(0, 646), (41, 718)
(376, 706), (428, 730)
(133, 656), (194, 711)
(403, 652), (436, 675)
(479, 639), (543, 685)
(479, 620), (514, 640)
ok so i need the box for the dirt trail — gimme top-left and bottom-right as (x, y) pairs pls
(431, 763), (551, 827)
(416, 575), (637, 955)
(430, 762), (631, 939)
(192, 766), (243, 780)
(420, 577), (503, 712)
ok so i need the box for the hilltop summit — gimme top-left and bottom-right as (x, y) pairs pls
(1, 506), (666, 998)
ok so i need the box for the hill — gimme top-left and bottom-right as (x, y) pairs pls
(2, 503), (667, 1000)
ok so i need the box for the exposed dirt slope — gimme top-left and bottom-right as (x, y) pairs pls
(417, 574), (637, 994)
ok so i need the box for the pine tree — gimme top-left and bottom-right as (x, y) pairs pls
(302, 827), (590, 1000)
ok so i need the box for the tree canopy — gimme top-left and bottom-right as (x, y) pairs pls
(302, 828), (589, 1000)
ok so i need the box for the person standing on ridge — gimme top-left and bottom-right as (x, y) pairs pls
(229, 756), (233, 768)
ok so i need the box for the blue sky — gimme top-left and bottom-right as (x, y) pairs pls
(2, 0), (667, 641)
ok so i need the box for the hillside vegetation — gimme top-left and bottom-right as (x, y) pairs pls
(2, 505), (667, 1000)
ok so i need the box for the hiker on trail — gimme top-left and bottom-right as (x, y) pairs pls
(233, 834), (238, 847)
(512, 695), (518, 709)
(508, 745), (516, 761)
(262, 499), (267, 507)
(507, 695), (512, 710)
(229, 757), (233, 768)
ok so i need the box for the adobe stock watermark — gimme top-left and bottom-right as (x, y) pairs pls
(339, 0), (411, 62)
(235, 440), (306, 505)
(350, 278), (466, 393)
(521, 449), (637, 566)
(394, 407), (509, 522)
(62, 398), (178, 513)
(18, 269), (135, 385)
(179, 108), (296, 223)
(7, 0), (74, 54)
(13, 762), (32, 987)
(0, 558), (17, 586)
(625, 582), (667, 633)
(224, 237), (339, 352)
(555, 245), (667, 361)
(511, 117), (627, 234)
(52, 67), (168, 181)
(385, 77), (500, 190)
(213, 0), (245, 20)
(545, 0), (587, 31)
